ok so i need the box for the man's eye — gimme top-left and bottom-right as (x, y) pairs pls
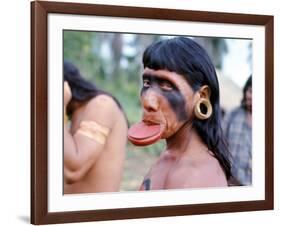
(143, 79), (150, 87)
(159, 81), (173, 91)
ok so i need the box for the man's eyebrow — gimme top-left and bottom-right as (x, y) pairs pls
(142, 73), (173, 82)
(142, 73), (153, 79)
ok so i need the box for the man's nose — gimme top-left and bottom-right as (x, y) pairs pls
(142, 90), (159, 112)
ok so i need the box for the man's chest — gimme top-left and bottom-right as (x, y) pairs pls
(140, 159), (176, 190)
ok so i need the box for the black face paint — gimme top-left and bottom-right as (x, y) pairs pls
(141, 74), (188, 121)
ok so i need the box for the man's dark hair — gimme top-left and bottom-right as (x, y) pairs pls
(142, 37), (232, 179)
(64, 61), (123, 116)
(241, 75), (252, 109)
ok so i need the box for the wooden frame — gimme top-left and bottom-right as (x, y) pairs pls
(31, 0), (274, 224)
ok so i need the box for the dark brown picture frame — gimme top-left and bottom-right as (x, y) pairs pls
(31, 0), (274, 224)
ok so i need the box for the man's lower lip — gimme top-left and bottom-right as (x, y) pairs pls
(142, 121), (166, 130)
(142, 120), (160, 126)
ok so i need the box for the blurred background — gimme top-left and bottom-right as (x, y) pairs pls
(64, 31), (252, 191)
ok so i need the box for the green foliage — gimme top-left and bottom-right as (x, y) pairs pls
(64, 31), (105, 81)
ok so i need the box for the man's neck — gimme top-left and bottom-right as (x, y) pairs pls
(165, 122), (207, 158)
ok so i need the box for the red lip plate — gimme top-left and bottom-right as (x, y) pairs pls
(128, 122), (162, 146)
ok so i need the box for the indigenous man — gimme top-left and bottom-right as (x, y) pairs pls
(128, 37), (232, 190)
(63, 61), (127, 194)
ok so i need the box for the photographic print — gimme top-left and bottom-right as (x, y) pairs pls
(63, 31), (253, 194)
(31, 1), (273, 224)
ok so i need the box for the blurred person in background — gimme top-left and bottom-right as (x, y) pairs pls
(63, 61), (128, 194)
(223, 76), (252, 186)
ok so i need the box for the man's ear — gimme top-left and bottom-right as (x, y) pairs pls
(198, 85), (211, 99)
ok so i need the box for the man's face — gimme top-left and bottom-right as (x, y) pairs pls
(245, 86), (252, 113)
(140, 68), (196, 139)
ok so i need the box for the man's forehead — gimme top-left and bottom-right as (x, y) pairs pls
(142, 68), (186, 83)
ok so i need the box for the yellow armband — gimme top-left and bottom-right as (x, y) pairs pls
(64, 113), (69, 124)
(77, 120), (110, 145)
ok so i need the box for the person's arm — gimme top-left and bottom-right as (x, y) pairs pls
(63, 83), (117, 184)
(64, 96), (118, 184)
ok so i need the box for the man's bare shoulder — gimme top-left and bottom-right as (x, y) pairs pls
(83, 94), (125, 128)
(87, 94), (119, 111)
(165, 156), (227, 189)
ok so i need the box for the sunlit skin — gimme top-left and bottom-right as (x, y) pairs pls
(63, 82), (127, 194)
(139, 68), (227, 190)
